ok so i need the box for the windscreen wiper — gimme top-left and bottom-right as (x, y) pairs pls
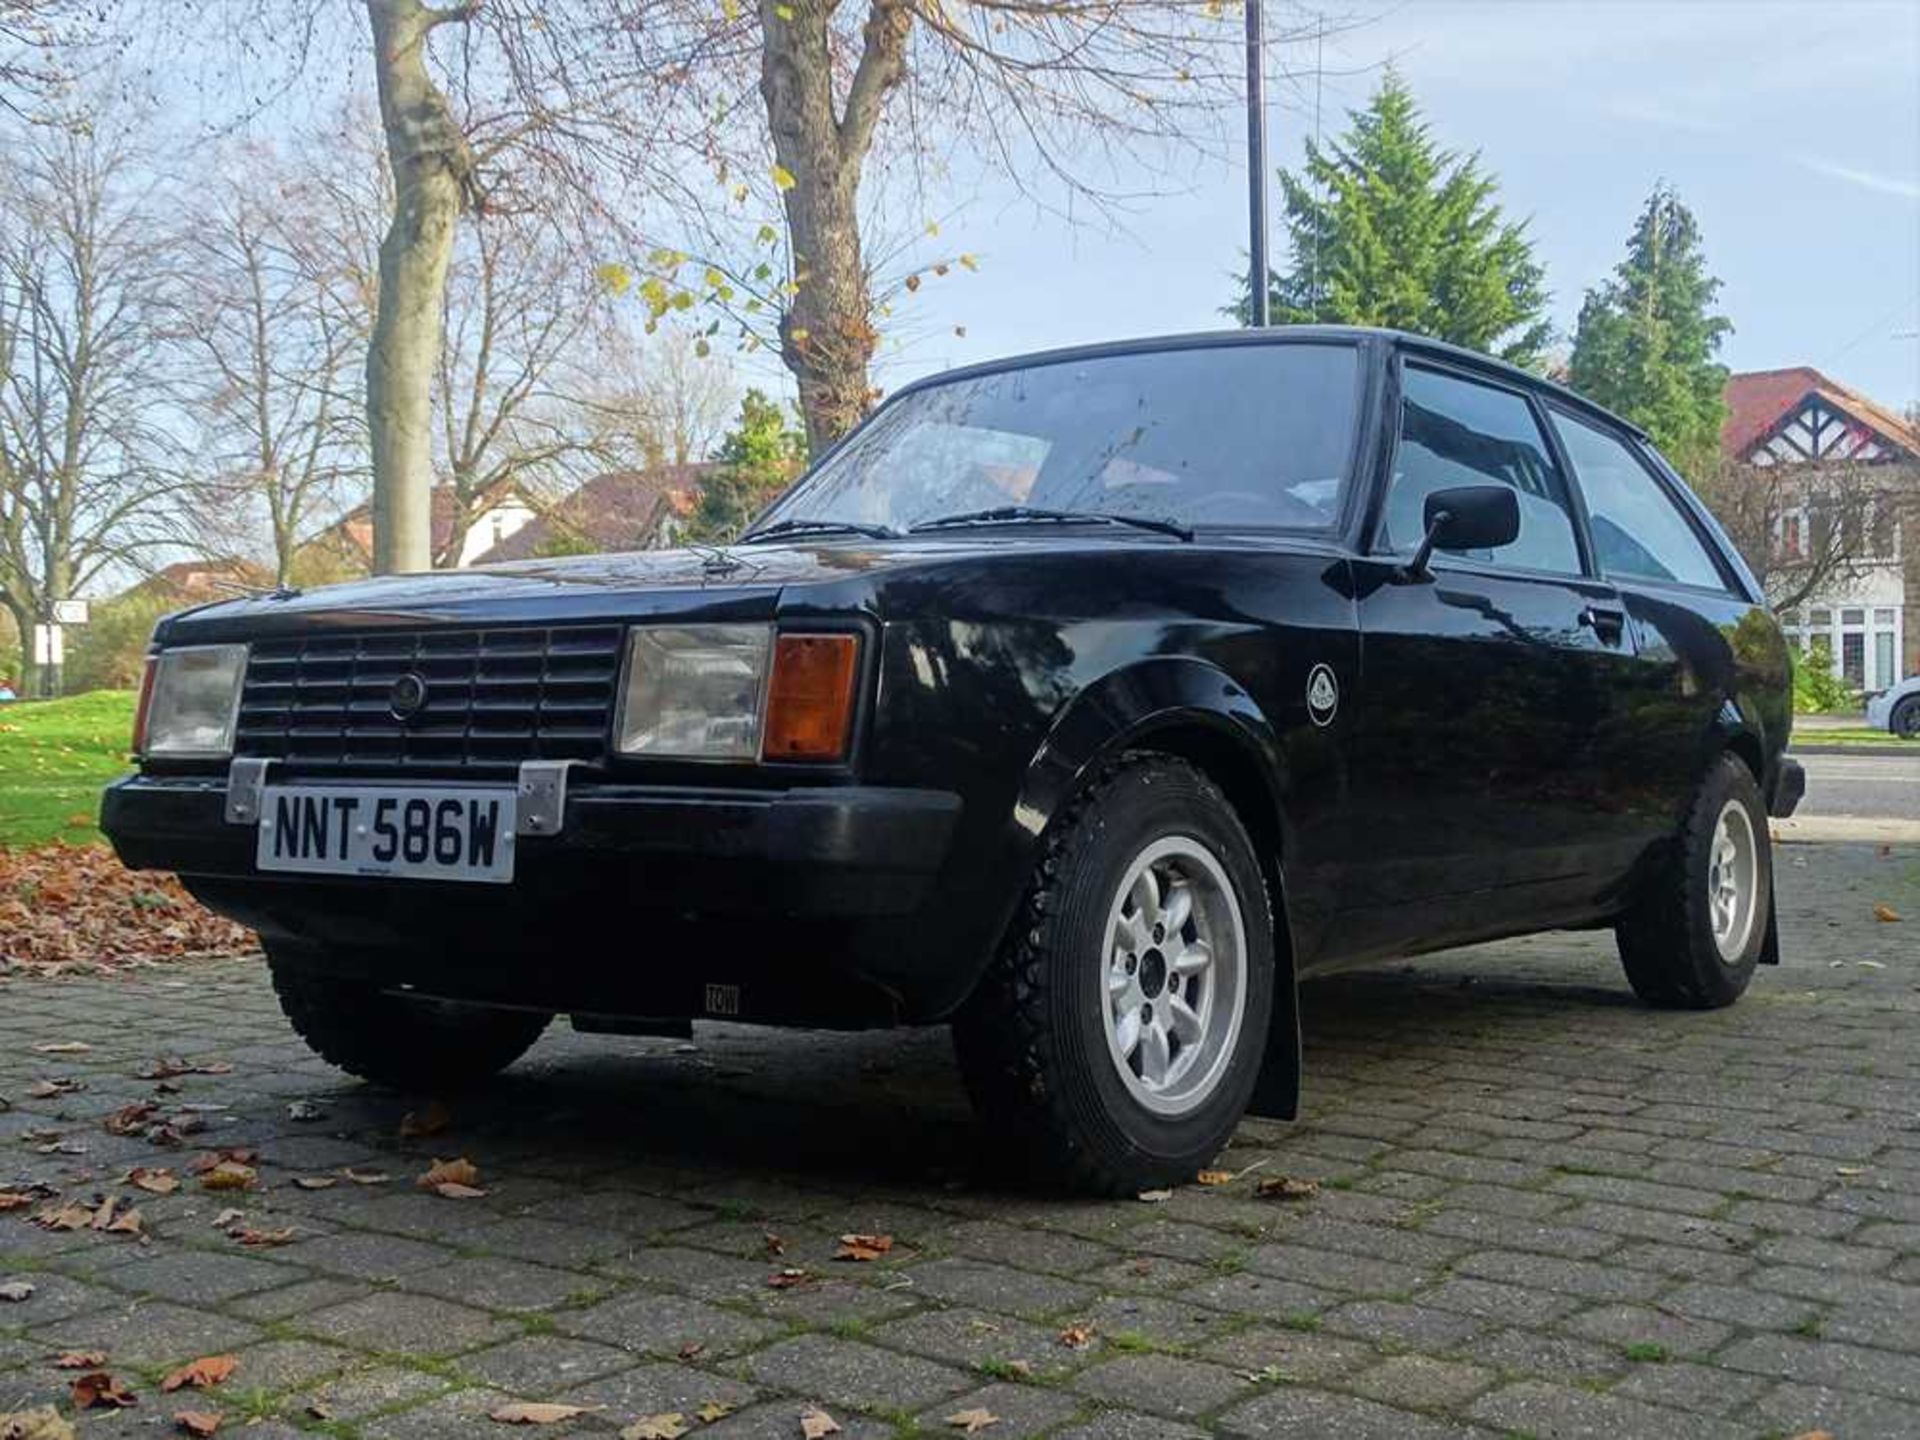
(908, 505), (1193, 541)
(738, 517), (902, 543)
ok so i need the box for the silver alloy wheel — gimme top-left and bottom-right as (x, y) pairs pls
(1100, 835), (1248, 1118)
(1707, 799), (1760, 963)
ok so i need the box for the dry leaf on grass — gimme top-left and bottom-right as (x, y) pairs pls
(126, 1167), (179, 1195)
(399, 1100), (452, 1139)
(799, 1408), (842, 1439)
(1195, 1170), (1234, 1187)
(619, 1415), (686, 1440)
(1254, 1176), (1319, 1201)
(1057, 1324), (1095, 1350)
(488, 1401), (599, 1424)
(2, 846), (253, 974)
(0, 1281), (33, 1303)
(833, 1233), (893, 1262)
(174, 1412), (221, 1437)
(69, 1371), (137, 1409)
(695, 1401), (734, 1422)
(0, 1407), (76, 1440)
(161, 1355), (237, 1392)
(51, 1352), (107, 1369)
(1873, 903), (1902, 923)
(343, 1168), (392, 1185)
(945, 1409), (999, 1433)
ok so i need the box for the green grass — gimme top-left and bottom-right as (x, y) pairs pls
(1624, 1342), (1668, 1363)
(0, 689), (137, 848)
(1793, 728), (1911, 746)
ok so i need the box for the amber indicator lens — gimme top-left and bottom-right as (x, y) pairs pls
(764, 633), (860, 760)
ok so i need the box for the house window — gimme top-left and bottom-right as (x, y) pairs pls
(1842, 632), (1866, 688)
(1780, 512), (1804, 558)
(1876, 632), (1896, 690)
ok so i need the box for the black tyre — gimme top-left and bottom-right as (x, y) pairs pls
(1616, 753), (1772, 1009)
(268, 943), (551, 1091)
(1893, 696), (1920, 740)
(953, 754), (1275, 1194)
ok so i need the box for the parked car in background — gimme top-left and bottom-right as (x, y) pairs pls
(103, 328), (1804, 1193)
(1866, 676), (1920, 738)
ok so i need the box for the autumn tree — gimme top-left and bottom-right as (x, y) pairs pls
(171, 146), (368, 586)
(689, 389), (805, 541)
(1231, 70), (1550, 367)
(0, 109), (186, 693)
(1568, 184), (1730, 481)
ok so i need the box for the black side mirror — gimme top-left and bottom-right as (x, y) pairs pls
(1397, 484), (1520, 583)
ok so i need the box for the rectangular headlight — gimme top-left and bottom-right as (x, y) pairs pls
(142, 644), (248, 758)
(615, 624), (771, 760)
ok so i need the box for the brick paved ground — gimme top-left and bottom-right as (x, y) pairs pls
(2, 841), (1917, 1438)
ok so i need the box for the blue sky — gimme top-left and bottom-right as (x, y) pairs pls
(869, 0), (1920, 412)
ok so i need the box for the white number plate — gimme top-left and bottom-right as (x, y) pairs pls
(256, 785), (516, 884)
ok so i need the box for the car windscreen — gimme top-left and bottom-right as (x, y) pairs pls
(759, 341), (1361, 534)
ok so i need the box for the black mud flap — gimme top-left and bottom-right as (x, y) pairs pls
(1759, 884), (1781, 966)
(1246, 973), (1301, 1119)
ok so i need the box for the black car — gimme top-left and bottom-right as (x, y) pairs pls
(104, 327), (1805, 1194)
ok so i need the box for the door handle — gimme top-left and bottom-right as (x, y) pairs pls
(1580, 605), (1626, 644)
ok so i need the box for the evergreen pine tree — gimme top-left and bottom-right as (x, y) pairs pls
(1234, 70), (1552, 368)
(690, 390), (806, 542)
(1567, 184), (1731, 480)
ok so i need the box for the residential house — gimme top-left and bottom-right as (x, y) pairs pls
(298, 482), (539, 576)
(472, 464), (712, 564)
(1722, 366), (1920, 690)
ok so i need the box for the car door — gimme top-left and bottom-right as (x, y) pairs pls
(1339, 359), (1637, 959)
(1543, 403), (1787, 861)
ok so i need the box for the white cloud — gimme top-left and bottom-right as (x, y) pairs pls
(1790, 153), (1920, 202)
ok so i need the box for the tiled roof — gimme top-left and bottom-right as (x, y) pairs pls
(473, 465), (713, 564)
(1723, 366), (1920, 462)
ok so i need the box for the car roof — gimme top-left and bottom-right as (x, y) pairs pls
(886, 325), (1650, 442)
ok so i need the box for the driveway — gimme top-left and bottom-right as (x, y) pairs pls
(3, 841), (1918, 1438)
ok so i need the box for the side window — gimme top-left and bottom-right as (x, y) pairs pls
(1550, 410), (1727, 590)
(1381, 367), (1583, 576)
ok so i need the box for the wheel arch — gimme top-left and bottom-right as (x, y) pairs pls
(1010, 656), (1303, 1118)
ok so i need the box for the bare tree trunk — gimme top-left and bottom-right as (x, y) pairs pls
(760, 0), (908, 454)
(364, 0), (473, 573)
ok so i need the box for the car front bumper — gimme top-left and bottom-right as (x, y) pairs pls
(102, 769), (963, 918)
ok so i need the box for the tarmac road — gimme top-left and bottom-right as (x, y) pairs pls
(1794, 749), (1920, 822)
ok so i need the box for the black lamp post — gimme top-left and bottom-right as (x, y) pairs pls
(1245, 0), (1270, 327)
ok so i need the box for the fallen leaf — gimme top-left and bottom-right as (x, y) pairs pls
(1873, 904), (1902, 923)
(286, 1101), (327, 1122)
(799, 1408), (842, 1439)
(1254, 1176), (1320, 1201)
(676, 1341), (705, 1361)
(834, 1233), (894, 1262)
(70, 1371), (137, 1409)
(0, 1193), (31, 1212)
(432, 1182), (489, 1200)
(1836, 1166), (1866, 1178)
(1136, 1188), (1173, 1203)
(199, 1161), (257, 1192)
(619, 1415), (686, 1440)
(1057, 1324), (1095, 1350)
(103, 1102), (158, 1135)
(1195, 1170), (1234, 1187)
(31, 1202), (93, 1232)
(175, 1412), (221, 1437)
(32, 1043), (90, 1055)
(105, 1207), (144, 1237)
(161, 1355), (238, 1392)
(87, 1196), (118, 1230)
(945, 1409), (999, 1433)
(51, 1352), (108, 1369)
(231, 1226), (296, 1248)
(1789, 1432), (1835, 1440)
(139, 1059), (232, 1080)
(126, 1167), (179, 1195)
(292, 1176), (337, 1191)
(0, 1407), (77, 1440)
(209, 1208), (245, 1229)
(187, 1149), (256, 1175)
(399, 1100), (451, 1139)
(28, 1079), (81, 1099)
(767, 1268), (813, 1289)
(417, 1157), (481, 1191)
(1001, 1360), (1034, 1379)
(0, 1281), (33, 1302)
(488, 1401), (599, 1424)
(763, 1231), (786, 1258)
(695, 1401), (734, 1422)
(343, 1168), (392, 1185)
